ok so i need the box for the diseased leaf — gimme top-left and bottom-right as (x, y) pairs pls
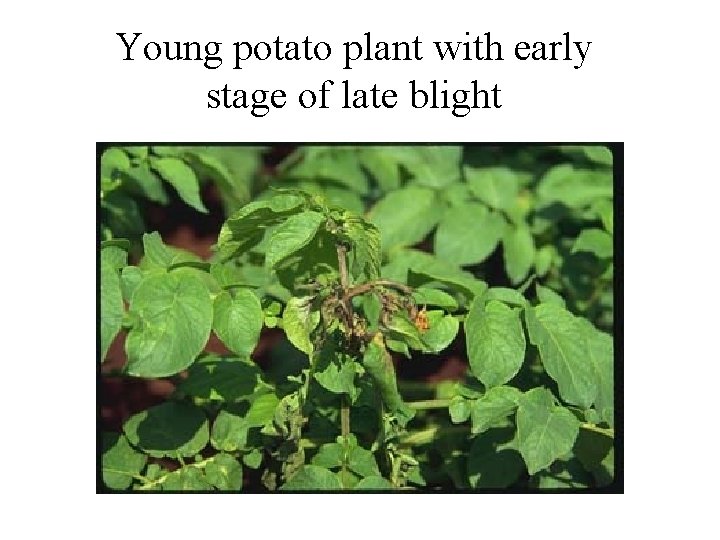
(213, 289), (263, 356)
(152, 157), (208, 213)
(123, 401), (209, 458)
(465, 300), (526, 388)
(102, 432), (147, 490)
(421, 311), (460, 353)
(525, 304), (598, 408)
(515, 388), (580, 474)
(282, 296), (320, 355)
(362, 341), (414, 426)
(125, 270), (212, 377)
(266, 211), (325, 269)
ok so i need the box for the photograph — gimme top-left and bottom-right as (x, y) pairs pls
(98, 143), (620, 492)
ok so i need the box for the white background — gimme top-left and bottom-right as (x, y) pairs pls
(1, 0), (717, 537)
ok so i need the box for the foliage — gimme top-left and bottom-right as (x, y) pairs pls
(100, 144), (616, 491)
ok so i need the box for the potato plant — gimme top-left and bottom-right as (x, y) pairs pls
(100, 144), (616, 491)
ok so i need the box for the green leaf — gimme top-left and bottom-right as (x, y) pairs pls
(101, 148), (131, 182)
(465, 300), (526, 388)
(348, 445), (381, 478)
(580, 320), (614, 426)
(205, 453), (243, 490)
(101, 253), (124, 362)
(412, 287), (458, 311)
(449, 396), (471, 423)
(421, 311), (460, 353)
(245, 393), (280, 427)
(572, 228), (613, 259)
(470, 386), (522, 434)
(311, 443), (344, 469)
(287, 148), (369, 194)
(503, 224), (535, 284)
(535, 284), (565, 308)
(216, 192), (306, 261)
(211, 407), (249, 452)
(515, 388), (580, 475)
(163, 467), (212, 490)
(573, 428), (613, 477)
(314, 353), (357, 397)
(120, 266), (144, 302)
(434, 204), (507, 266)
(281, 465), (343, 490)
(102, 432), (147, 490)
(178, 356), (265, 402)
(582, 146), (613, 166)
(535, 458), (591, 489)
(537, 165), (612, 208)
(213, 289), (263, 356)
(482, 287), (528, 307)
(266, 211), (325, 269)
(123, 401), (209, 458)
(465, 167), (520, 211)
(101, 245), (128, 271)
(368, 186), (441, 251)
(243, 449), (263, 469)
(534, 245), (555, 277)
(525, 304), (597, 408)
(102, 192), (145, 238)
(121, 165), (168, 204)
(282, 296), (320, 355)
(467, 429), (525, 488)
(140, 231), (202, 270)
(152, 157), (208, 213)
(401, 146), (462, 188)
(354, 476), (394, 490)
(125, 270), (213, 377)
(358, 147), (403, 191)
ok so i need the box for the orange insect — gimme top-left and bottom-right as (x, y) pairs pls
(414, 305), (430, 332)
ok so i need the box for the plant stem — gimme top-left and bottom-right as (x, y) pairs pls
(580, 423), (614, 438)
(408, 399), (452, 410)
(346, 279), (413, 299)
